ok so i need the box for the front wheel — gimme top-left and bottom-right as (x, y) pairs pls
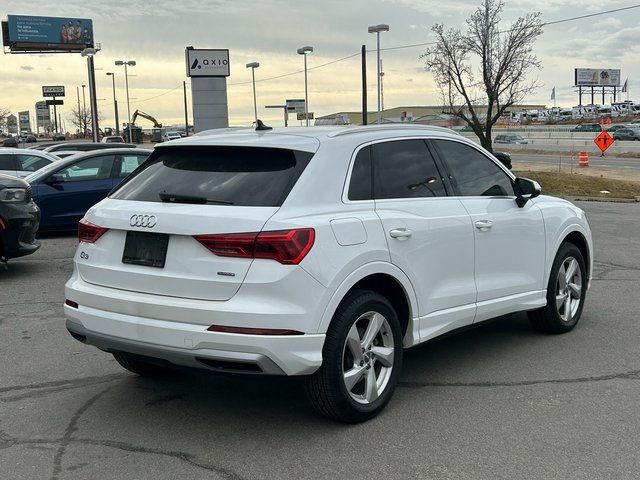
(305, 290), (403, 423)
(528, 243), (587, 334)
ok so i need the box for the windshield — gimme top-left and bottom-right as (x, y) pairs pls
(110, 146), (313, 207)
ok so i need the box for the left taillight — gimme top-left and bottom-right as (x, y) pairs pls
(78, 218), (109, 243)
(194, 228), (315, 265)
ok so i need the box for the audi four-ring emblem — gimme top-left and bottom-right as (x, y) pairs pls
(129, 214), (157, 228)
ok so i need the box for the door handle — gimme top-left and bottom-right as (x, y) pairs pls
(474, 220), (493, 230)
(389, 228), (412, 239)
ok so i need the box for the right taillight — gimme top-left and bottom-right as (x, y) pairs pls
(78, 218), (109, 243)
(194, 228), (315, 265)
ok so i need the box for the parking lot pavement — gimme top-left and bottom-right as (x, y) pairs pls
(1, 201), (640, 480)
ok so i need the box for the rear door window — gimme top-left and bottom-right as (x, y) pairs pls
(348, 146), (372, 201)
(0, 154), (17, 171)
(117, 154), (150, 178)
(17, 154), (51, 172)
(111, 146), (313, 207)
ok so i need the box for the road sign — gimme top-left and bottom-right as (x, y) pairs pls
(43, 85), (65, 97)
(297, 112), (314, 121)
(594, 130), (614, 153)
(286, 99), (306, 114)
(46, 99), (64, 106)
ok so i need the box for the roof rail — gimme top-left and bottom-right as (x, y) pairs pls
(327, 124), (455, 138)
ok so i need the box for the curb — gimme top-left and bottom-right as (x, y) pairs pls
(561, 195), (640, 203)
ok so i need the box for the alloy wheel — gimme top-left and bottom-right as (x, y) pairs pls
(556, 256), (582, 322)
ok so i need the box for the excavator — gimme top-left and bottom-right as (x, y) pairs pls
(125, 110), (163, 143)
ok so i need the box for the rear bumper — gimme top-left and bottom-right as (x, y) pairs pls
(63, 300), (325, 376)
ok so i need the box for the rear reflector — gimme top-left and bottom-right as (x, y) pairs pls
(207, 325), (304, 336)
(65, 299), (78, 309)
(78, 219), (109, 243)
(194, 228), (315, 265)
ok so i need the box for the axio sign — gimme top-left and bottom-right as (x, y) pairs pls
(186, 49), (230, 77)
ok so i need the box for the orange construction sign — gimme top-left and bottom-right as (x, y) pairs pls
(594, 130), (614, 153)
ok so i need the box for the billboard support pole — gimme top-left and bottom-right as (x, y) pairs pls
(183, 81), (189, 137)
(591, 87), (594, 105)
(86, 55), (99, 142)
(578, 86), (582, 106)
(52, 96), (58, 133)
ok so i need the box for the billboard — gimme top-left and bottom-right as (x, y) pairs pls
(36, 101), (51, 131)
(18, 111), (30, 132)
(286, 99), (306, 113)
(574, 68), (621, 87)
(43, 85), (65, 97)
(186, 49), (230, 77)
(3, 15), (94, 53)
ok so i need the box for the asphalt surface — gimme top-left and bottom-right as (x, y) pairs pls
(1, 201), (640, 480)
(511, 153), (640, 172)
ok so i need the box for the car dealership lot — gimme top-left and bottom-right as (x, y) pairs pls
(1, 201), (639, 480)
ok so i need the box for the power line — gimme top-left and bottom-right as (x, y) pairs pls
(542, 4), (640, 26)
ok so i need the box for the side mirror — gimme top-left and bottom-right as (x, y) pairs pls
(513, 177), (541, 208)
(45, 173), (64, 185)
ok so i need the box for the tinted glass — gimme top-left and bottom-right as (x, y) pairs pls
(348, 146), (372, 200)
(373, 140), (446, 199)
(433, 140), (513, 197)
(17, 154), (51, 172)
(118, 154), (149, 178)
(56, 155), (115, 182)
(111, 146), (313, 207)
(0, 154), (16, 170)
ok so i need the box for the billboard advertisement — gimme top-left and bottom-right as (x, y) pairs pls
(574, 68), (621, 87)
(43, 85), (65, 97)
(186, 49), (230, 77)
(5, 15), (94, 52)
(18, 111), (30, 132)
(36, 101), (51, 131)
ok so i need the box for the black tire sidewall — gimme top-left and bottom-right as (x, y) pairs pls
(546, 243), (587, 330)
(324, 291), (403, 419)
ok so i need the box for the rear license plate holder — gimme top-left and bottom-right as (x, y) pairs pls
(122, 231), (169, 268)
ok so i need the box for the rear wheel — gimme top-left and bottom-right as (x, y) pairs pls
(528, 243), (587, 334)
(305, 290), (403, 423)
(112, 352), (176, 377)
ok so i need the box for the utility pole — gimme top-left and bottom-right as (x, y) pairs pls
(361, 45), (367, 125)
(183, 81), (189, 136)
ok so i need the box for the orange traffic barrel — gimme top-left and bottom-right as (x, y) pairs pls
(578, 151), (589, 167)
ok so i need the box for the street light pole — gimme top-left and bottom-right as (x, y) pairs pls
(115, 60), (136, 143)
(81, 84), (86, 137)
(297, 46), (313, 126)
(246, 62), (260, 124)
(368, 24), (389, 124)
(106, 72), (120, 136)
(81, 47), (100, 142)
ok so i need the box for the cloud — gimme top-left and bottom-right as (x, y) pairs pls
(20, 65), (34, 71)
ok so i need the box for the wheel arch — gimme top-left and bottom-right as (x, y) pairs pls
(317, 262), (419, 347)
(546, 224), (592, 286)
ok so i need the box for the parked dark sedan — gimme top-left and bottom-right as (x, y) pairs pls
(25, 148), (152, 231)
(0, 173), (40, 261)
(612, 128), (640, 141)
(2, 137), (19, 147)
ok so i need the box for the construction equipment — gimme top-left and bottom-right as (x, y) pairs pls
(130, 110), (162, 128)
(127, 110), (163, 143)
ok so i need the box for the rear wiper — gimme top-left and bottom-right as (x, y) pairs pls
(159, 191), (234, 205)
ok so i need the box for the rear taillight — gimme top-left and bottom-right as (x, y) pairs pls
(78, 219), (109, 243)
(194, 228), (315, 265)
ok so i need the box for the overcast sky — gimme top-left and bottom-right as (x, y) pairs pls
(3, 0), (640, 129)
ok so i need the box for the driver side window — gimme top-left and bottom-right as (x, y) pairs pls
(433, 140), (514, 197)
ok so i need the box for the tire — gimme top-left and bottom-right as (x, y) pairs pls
(112, 352), (176, 377)
(528, 243), (587, 334)
(305, 290), (403, 423)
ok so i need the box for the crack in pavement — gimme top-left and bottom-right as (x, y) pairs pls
(0, 374), (126, 403)
(398, 368), (640, 388)
(0, 432), (246, 480)
(51, 387), (109, 480)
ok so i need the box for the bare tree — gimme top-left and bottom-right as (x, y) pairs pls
(0, 107), (10, 133)
(68, 105), (100, 137)
(421, 0), (543, 152)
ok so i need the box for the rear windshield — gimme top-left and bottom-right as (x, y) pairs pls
(110, 146), (313, 207)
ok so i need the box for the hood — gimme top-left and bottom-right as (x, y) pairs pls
(0, 173), (29, 189)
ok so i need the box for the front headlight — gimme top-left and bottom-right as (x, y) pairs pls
(0, 188), (27, 203)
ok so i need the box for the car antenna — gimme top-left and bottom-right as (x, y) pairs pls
(255, 119), (272, 131)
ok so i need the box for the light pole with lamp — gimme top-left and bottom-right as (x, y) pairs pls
(368, 24), (389, 124)
(297, 46), (313, 126)
(106, 72), (120, 136)
(81, 47), (100, 142)
(246, 62), (260, 124)
(115, 60), (136, 143)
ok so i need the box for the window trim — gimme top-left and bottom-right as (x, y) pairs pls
(342, 136), (454, 204)
(428, 137), (517, 199)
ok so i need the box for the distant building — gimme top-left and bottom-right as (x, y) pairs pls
(316, 104), (547, 126)
(6, 114), (18, 134)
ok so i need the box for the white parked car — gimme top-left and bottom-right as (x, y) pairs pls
(0, 148), (61, 178)
(64, 124), (593, 422)
(162, 131), (181, 142)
